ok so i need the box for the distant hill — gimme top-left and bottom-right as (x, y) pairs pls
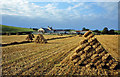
(0, 25), (33, 33)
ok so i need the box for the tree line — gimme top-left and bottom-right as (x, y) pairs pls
(82, 27), (119, 35)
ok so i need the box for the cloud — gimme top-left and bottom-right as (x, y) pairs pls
(28, 0), (119, 2)
(1, 0), (118, 30)
(95, 2), (118, 20)
(1, 0), (63, 20)
(1, 0), (30, 16)
(1, 0), (117, 19)
(67, 3), (84, 10)
(97, 2), (118, 11)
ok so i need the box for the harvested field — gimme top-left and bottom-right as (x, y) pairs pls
(1, 35), (72, 44)
(1, 34), (120, 75)
(2, 35), (81, 75)
(96, 35), (120, 61)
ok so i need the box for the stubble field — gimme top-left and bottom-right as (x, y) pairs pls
(1, 34), (120, 75)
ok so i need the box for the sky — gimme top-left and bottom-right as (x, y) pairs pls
(1, 0), (119, 30)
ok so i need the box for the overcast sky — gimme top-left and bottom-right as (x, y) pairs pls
(1, 0), (119, 30)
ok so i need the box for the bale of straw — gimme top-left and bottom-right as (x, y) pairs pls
(80, 53), (87, 59)
(77, 50), (84, 56)
(90, 41), (96, 46)
(95, 46), (104, 54)
(102, 54), (110, 61)
(100, 62), (105, 66)
(91, 37), (98, 42)
(41, 39), (47, 43)
(79, 43), (89, 51)
(71, 53), (79, 61)
(94, 60), (102, 66)
(73, 57), (81, 64)
(74, 46), (83, 53)
(82, 42), (90, 49)
(91, 54), (99, 60)
(31, 34), (35, 38)
(109, 60), (114, 65)
(80, 38), (88, 44)
(88, 38), (92, 43)
(79, 34), (82, 37)
(35, 34), (47, 43)
(105, 58), (114, 66)
(86, 63), (93, 68)
(84, 46), (92, 53)
(26, 34), (33, 42)
(93, 51), (96, 54)
(110, 62), (118, 69)
(106, 63), (110, 66)
(78, 45), (85, 50)
(83, 58), (91, 65)
(91, 56), (100, 63)
(106, 60), (113, 66)
(87, 33), (94, 39)
(83, 31), (92, 37)
(86, 51), (93, 58)
(88, 37), (95, 43)
(96, 64), (102, 69)
(87, 58), (92, 63)
(78, 58), (86, 65)
(99, 51), (107, 57)
(89, 38), (98, 46)
(92, 43), (101, 49)
(35, 36), (40, 43)
(102, 59), (107, 63)
(96, 49), (104, 54)
(95, 45), (103, 50)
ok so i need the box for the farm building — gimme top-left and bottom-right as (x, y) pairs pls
(80, 31), (88, 35)
(38, 26), (79, 35)
(38, 26), (54, 33)
(38, 26), (71, 34)
(70, 31), (77, 34)
(54, 29), (66, 34)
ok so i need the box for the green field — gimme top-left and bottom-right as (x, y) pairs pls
(1, 25), (33, 33)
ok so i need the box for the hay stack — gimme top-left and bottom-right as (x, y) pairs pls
(70, 30), (118, 70)
(26, 34), (34, 42)
(35, 34), (47, 43)
(31, 34), (35, 38)
(79, 34), (82, 37)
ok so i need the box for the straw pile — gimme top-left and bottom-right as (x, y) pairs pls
(26, 34), (34, 42)
(71, 31), (118, 70)
(35, 34), (47, 43)
(79, 34), (82, 37)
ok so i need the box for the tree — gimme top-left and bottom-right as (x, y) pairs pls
(33, 28), (38, 31)
(82, 27), (86, 31)
(102, 27), (108, 34)
(93, 29), (101, 35)
(93, 29), (101, 33)
(82, 27), (89, 31)
(108, 29), (115, 34)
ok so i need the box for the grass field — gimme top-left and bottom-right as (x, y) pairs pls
(1, 35), (120, 75)
(1, 25), (33, 33)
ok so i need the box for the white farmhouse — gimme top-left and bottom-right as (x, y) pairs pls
(38, 26), (53, 33)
